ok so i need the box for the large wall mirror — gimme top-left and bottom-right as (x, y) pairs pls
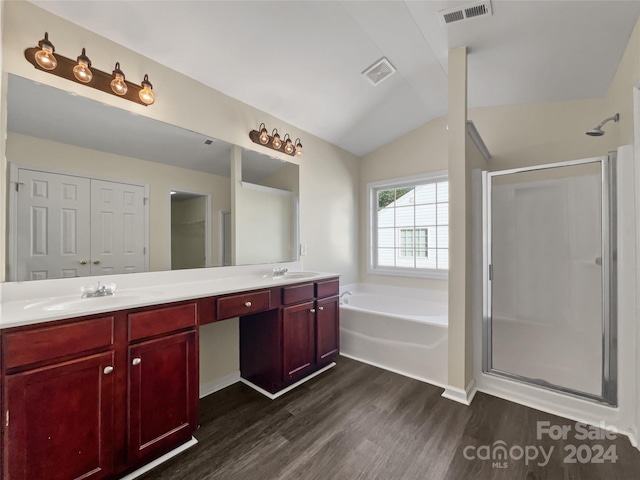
(5, 74), (299, 281)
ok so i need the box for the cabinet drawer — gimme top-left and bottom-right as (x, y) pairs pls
(217, 290), (271, 320)
(316, 278), (339, 298)
(282, 283), (314, 305)
(129, 303), (197, 341)
(3, 316), (114, 369)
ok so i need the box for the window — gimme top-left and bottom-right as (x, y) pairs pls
(368, 172), (448, 278)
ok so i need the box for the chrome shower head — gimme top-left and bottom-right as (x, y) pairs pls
(586, 113), (619, 136)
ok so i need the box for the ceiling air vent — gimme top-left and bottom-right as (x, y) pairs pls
(438, 1), (492, 25)
(362, 57), (396, 86)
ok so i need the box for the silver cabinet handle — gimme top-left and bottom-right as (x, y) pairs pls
(245, 301), (252, 307)
(103, 366), (114, 375)
(318, 306), (324, 311)
(132, 358), (141, 366)
(310, 308), (316, 313)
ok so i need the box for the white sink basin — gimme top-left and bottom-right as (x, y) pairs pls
(24, 291), (163, 312)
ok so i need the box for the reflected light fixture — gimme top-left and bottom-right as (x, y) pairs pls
(283, 134), (294, 155)
(272, 129), (282, 150)
(110, 62), (128, 96)
(248, 124), (302, 157)
(138, 74), (155, 105)
(72, 48), (93, 83)
(34, 32), (57, 70)
(258, 123), (269, 144)
(25, 32), (156, 106)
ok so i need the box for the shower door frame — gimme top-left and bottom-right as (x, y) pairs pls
(482, 153), (617, 406)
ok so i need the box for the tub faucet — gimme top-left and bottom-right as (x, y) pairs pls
(340, 291), (353, 304)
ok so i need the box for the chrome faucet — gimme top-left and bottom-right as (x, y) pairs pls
(273, 267), (288, 277)
(81, 281), (116, 298)
(340, 291), (353, 304)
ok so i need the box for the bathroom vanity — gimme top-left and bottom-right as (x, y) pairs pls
(0, 271), (340, 480)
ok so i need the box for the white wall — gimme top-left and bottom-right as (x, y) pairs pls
(1, 0), (360, 389)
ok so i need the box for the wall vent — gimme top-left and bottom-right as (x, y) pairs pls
(362, 57), (396, 86)
(438, 1), (492, 25)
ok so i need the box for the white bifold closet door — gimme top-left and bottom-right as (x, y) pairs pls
(16, 169), (91, 281)
(16, 169), (146, 281)
(90, 179), (145, 276)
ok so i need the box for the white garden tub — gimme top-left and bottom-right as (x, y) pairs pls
(340, 284), (448, 387)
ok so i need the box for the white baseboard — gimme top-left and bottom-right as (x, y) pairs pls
(442, 379), (477, 405)
(118, 436), (198, 480)
(240, 363), (336, 400)
(199, 371), (240, 398)
(339, 352), (447, 390)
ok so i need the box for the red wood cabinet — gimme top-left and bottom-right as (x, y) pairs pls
(240, 277), (340, 394)
(316, 295), (340, 366)
(4, 351), (115, 480)
(1, 302), (198, 480)
(128, 330), (198, 464)
(282, 301), (315, 382)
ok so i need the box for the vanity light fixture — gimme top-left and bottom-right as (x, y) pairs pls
(272, 129), (282, 150)
(258, 123), (269, 144)
(72, 48), (93, 83)
(25, 32), (156, 106)
(34, 32), (57, 70)
(283, 134), (294, 155)
(110, 62), (128, 96)
(248, 124), (302, 157)
(138, 74), (155, 105)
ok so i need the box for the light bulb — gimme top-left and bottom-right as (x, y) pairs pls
(258, 125), (269, 144)
(138, 74), (155, 105)
(284, 138), (294, 155)
(110, 63), (128, 96)
(72, 48), (93, 83)
(34, 32), (57, 71)
(272, 132), (282, 150)
(295, 139), (303, 156)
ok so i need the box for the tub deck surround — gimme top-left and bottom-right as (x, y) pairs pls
(0, 262), (338, 329)
(339, 283), (448, 388)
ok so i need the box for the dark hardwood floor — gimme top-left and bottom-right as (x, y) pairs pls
(139, 356), (640, 480)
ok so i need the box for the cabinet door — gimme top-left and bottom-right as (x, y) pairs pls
(316, 296), (340, 365)
(4, 351), (115, 480)
(128, 330), (198, 464)
(282, 301), (315, 382)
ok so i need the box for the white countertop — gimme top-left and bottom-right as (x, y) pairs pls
(0, 263), (339, 330)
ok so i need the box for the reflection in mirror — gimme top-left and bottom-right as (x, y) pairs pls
(236, 150), (299, 265)
(5, 74), (299, 282)
(170, 191), (209, 270)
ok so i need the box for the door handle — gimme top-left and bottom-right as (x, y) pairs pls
(318, 306), (324, 311)
(79, 259), (88, 265)
(244, 301), (252, 307)
(310, 308), (316, 313)
(103, 366), (114, 375)
(132, 358), (141, 366)
(93, 259), (101, 265)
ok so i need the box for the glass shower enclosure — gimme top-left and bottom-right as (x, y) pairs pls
(483, 154), (617, 405)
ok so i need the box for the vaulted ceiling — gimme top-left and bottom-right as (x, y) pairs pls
(29, 1), (640, 156)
